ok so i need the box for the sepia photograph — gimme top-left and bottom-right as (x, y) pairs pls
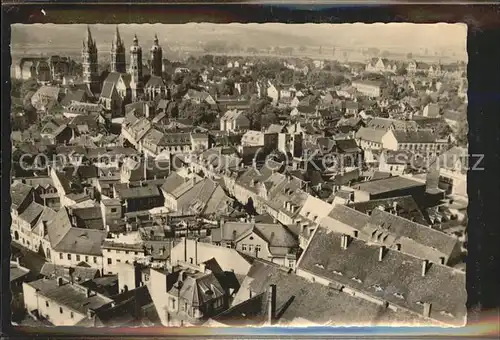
(9, 22), (468, 328)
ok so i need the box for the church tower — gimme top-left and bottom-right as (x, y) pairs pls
(150, 34), (163, 77)
(82, 25), (99, 94)
(110, 26), (126, 73)
(129, 34), (143, 101)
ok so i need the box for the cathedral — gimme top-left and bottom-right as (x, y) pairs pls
(82, 26), (168, 117)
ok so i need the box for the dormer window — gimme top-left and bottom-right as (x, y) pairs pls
(351, 277), (362, 283)
(393, 292), (404, 299)
(332, 270), (343, 276)
(314, 263), (325, 269)
(372, 284), (383, 292)
(440, 311), (454, 318)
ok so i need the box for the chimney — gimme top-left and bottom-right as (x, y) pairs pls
(421, 259), (429, 277)
(378, 246), (385, 262)
(249, 290), (253, 299)
(194, 238), (198, 265)
(353, 230), (359, 238)
(423, 302), (432, 318)
(439, 257), (445, 265)
(395, 243), (401, 251)
(183, 237), (187, 262)
(267, 284), (277, 325)
(57, 277), (64, 287)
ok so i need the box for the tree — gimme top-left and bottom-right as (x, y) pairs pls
(247, 47), (258, 55)
(406, 52), (413, 60)
(367, 47), (380, 57)
(282, 47), (294, 56)
(455, 119), (468, 147)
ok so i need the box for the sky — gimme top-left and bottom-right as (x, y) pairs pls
(11, 23), (467, 61)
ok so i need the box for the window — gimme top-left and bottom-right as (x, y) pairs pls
(248, 245), (253, 252)
(59, 307), (63, 314)
(70, 312), (74, 319)
(107, 249), (111, 252)
(189, 257), (193, 264)
(45, 301), (49, 307)
(108, 258), (112, 265)
(255, 245), (261, 251)
(116, 259), (121, 263)
(134, 251), (138, 255)
(85, 256), (89, 262)
(226, 244), (232, 248)
(125, 251), (129, 254)
(76, 255), (80, 261)
(241, 244), (247, 251)
(93, 257), (97, 263)
(111, 208), (117, 213)
(67, 254), (72, 260)
(59, 253), (63, 260)
(288, 261), (295, 268)
(170, 298), (176, 309)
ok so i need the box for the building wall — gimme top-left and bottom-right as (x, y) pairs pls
(381, 131), (398, 151)
(170, 239), (252, 276)
(51, 250), (104, 272)
(103, 247), (146, 275)
(23, 282), (86, 326)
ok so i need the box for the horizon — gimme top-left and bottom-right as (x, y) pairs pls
(11, 23), (467, 62)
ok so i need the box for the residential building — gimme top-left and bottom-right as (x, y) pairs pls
(23, 277), (113, 326)
(211, 221), (299, 268)
(351, 80), (383, 97)
(220, 110), (250, 132)
(295, 227), (466, 326)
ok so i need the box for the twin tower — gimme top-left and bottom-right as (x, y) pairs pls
(82, 26), (163, 94)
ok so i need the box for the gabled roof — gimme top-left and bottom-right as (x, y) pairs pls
(45, 207), (103, 254)
(367, 118), (418, 131)
(212, 222), (298, 252)
(11, 182), (33, 212)
(355, 127), (388, 143)
(348, 195), (428, 226)
(297, 227), (466, 326)
(361, 209), (458, 259)
(391, 129), (437, 144)
(145, 75), (165, 88)
(26, 278), (113, 316)
(353, 176), (425, 195)
(225, 259), (428, 326)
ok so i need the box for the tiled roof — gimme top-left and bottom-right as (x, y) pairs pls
(348, 196), (429, 226)
(362, 209), (458, 260)
(297, 227), (466, 325)
(11, 182), (33, 212)
(213, 222), (298, 251)
(40, 263), (100, 283)
(145, 75), (165, 88)
(26, 278), (113, 315)
(229, 259), (427, 326)
(324, 204), (371, 230)
(19, 201), (45, 226)
(355, 127), (388, 143)
(367, 118), (418, 131)
(353, 176), (425, 195)
(114, 182), (161, 200)
(391, 129), (437, 144)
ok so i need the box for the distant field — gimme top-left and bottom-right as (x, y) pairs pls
(11, 44), (464, 67)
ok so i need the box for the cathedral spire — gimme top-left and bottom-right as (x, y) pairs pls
(133, 34), (139, 46)
(114, 25), (122, 46)
(85, 25), (94, 47)
(154, 33), (159, 45)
